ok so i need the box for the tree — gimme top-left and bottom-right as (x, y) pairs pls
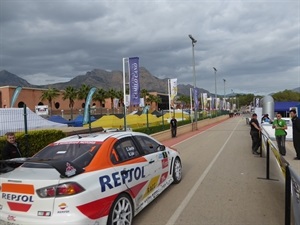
(93, 88), (107, 110)
(177, 95), (190, 108)
(115, 90), (124, 108)
(40, 88), (60, 116)
(62, 86), (77, 120)
(146, 94), (156, 109)
(107, 88), (117, 110)
(77, 84), (91, 108)
(272, 90), (300, 101)
(152, 95), (162, 110)
(141, 89), (149, 104)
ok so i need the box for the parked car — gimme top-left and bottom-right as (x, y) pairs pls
(0, 131), (182, 225)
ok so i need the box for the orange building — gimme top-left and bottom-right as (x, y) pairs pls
(0, 86), (164, 117)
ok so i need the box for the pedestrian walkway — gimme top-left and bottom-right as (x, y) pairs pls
(160, 115), (288, 225)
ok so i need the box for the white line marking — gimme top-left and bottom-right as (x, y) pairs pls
(165, 119), (241, 225)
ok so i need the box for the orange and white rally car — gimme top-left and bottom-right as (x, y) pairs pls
(0, 131), (182, 225)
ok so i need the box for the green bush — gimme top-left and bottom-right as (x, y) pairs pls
(0, 130), (66, 159)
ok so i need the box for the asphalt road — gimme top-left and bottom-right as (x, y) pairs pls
(133, 116), (285, 225)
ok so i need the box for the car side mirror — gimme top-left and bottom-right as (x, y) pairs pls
(157, 145), (166, 152)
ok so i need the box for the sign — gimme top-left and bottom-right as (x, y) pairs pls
(35, 105), (49, 115)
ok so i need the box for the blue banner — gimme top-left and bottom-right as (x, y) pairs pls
(193, 88), (198, 110)
(10, 86), (22, 107)
(83, 87), (96, 125)
(129, 57), (140, 105)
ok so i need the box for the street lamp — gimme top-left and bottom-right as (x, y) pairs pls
(188, 34), (197, 129)
(213, 67), (217, 111)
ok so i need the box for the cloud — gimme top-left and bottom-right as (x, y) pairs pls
(0, 0), (299, 95)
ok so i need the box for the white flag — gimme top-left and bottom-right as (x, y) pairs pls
(170, 78), (177, 100)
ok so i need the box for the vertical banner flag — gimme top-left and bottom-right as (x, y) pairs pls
(193, 88), (198, 110)
(289, 167), (300, 225)
(203, 93), (207, 110)
(113, 98), (119, 108)
(170, 78), (178, 100)
(10, 86), (22, 107)
(129, 57), (140, 105)
(83, 87), (96, 125)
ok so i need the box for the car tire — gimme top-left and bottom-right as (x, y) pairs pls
(172, 157), (182, 184)
(107, 193), (134, 225)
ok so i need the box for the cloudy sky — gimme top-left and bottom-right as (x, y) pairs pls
(0, 0), (299, 95)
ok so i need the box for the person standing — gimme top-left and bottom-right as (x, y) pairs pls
(272, 113), (287, 156)
(170, 116), (177, 138)
(290, 109), (300, 160)
(250, 113), (261, 155)
(1, 132), (22, 160)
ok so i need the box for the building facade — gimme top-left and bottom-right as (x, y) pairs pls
(0, 86), (165, 117)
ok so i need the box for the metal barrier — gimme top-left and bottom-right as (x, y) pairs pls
(260, 128), (299, 225)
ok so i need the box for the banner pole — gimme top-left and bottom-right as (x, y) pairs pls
(123, 58), (127, 131)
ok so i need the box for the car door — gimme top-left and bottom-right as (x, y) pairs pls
(133, 135), (169, 198)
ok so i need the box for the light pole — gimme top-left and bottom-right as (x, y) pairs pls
(189, 34), (197, 129)
(213, 67), (217, 112)
(223, 78), (226, 110)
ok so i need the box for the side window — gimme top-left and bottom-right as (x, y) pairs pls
(111, 138), (140, 163)
(135, 136), (160, 155)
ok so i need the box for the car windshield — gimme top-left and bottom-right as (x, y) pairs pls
(27, 143), (101, 168)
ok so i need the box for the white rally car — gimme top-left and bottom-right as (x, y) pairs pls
(0, 131), (182, 225)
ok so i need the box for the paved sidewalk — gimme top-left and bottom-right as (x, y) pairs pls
(161, 115), (287, 225)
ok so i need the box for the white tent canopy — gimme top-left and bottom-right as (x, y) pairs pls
(0, 108), (67, 136)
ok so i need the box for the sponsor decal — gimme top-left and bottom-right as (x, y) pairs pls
(159, 152), (168, 159)
(143, 175), (160, 198)
(57, 203), (70, 214)
(161, 158), (168, 169)
(1, 183), (34, 212)
(7, 215), (16, 221)
(99, 166), (145, 192)
(65, 162), (76, 177)
(159, 172), (169, 185)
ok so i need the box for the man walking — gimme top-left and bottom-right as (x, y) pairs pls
(290, 109), (300, 160)
(170, 116), (177, 138)
(250, 113), (261, 155)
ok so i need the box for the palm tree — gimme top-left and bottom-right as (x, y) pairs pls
(107, 88), (117, 110)
(177, 95), (190, 108)
(146, 94), (157, 110)
(141, 89), (149, 106)
(77, 84), (91, 108)
(115, 90), (124, 108)
(40, 88), (60, 116)
(62, 86), (77, 120)
(93, 88), (107, 114)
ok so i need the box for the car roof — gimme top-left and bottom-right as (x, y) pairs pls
(54, 131), (149, 143)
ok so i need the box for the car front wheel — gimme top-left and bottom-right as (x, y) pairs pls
(172, 157), (182, 184)
(107, 193), (133, 225)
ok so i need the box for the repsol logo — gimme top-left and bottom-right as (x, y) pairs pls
(99, 166), (145, 192)
(2, 193), (34, 203)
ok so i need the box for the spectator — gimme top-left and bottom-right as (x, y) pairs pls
(272, 113), (287, 156)
(261, 114), (272, 124)
(1, 132), (22, 160)
(289, 109), (300, 160)
(170, 116), (177, 138)
(250, 113), (261, 155)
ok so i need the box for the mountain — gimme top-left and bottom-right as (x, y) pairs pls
(0, 68), (210, 96)
(0, 70), (33, 87)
